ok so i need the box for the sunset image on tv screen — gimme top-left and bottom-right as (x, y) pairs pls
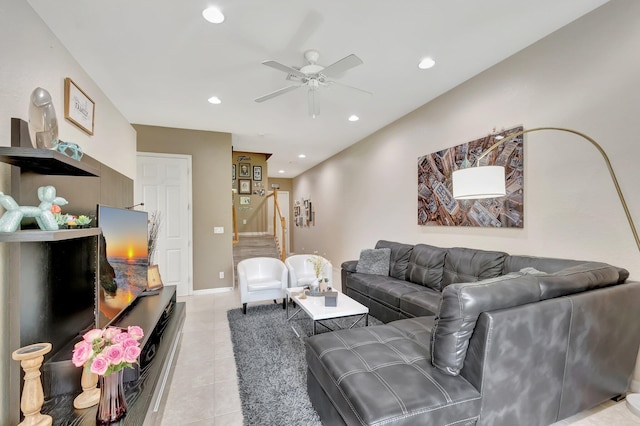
(98, 206), (149, 327)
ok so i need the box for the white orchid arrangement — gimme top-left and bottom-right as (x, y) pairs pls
(307, 253), (330, 282)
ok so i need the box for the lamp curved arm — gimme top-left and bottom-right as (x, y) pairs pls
(474, 126), (640, 253)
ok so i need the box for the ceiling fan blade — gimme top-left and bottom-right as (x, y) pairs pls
(254, 85), (301, 103)
(308, 88), (320, 118)
(321, 54), (363, 77)
(261, 60), (307, 79)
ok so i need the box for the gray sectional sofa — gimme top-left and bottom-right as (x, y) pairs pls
(305, 240), (640, 425)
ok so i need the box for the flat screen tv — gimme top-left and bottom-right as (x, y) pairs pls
(97, 205), (148, 328)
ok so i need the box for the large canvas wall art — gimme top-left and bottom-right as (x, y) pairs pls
(417, 126), (524, 227)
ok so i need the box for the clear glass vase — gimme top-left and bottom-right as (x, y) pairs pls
(96, 370), (127, 424)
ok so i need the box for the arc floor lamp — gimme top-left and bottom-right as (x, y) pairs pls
(451, 126), (640, 417)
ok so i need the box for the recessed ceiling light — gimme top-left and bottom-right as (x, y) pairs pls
(278, 170), (285, 174)
(208, 96), (221, 104)
(298, 154), (306, 158)
(418, 57), (436, 70)
(348, 115), (359, 122)
(202, 6), (225, 24)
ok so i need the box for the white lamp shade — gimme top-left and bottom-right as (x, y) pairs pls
(452, 166), (506, 199)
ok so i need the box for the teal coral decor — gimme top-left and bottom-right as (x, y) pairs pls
(56, 140), (84, 160)
(0, 186), (68, 232)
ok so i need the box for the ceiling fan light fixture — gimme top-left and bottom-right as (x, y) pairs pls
(418, 57), (436, 70)
(348, 115), (359, 122)
(202, 7), (225, 24)
(207, 96), (222, 104)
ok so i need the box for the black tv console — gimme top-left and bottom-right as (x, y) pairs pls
(41, 285), (186, 425)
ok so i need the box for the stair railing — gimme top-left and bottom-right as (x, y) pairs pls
(232, 203), (239, 244)
(266, 188), (287, 261)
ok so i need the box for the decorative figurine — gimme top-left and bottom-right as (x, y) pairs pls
(0, 186), (68, 232)
(56, 140), (84, 161)
(28, 87), (59, 149)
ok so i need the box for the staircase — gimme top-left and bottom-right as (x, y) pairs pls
(232, 188), (287, 261)
(232, 235), (279, 272)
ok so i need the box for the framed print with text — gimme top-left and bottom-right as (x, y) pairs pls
(147, 265), (164, 290)
(253, 165), (262, 181)
(64, 77), (95, 135)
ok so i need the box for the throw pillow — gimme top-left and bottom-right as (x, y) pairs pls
(356, 248), (391, 276)
(519, 267), (548, 276)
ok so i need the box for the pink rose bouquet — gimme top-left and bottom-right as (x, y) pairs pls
(72, 326), (144, 376)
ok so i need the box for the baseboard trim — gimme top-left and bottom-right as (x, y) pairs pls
(238, 232), (269, 236)
(192, 287), (234, 295)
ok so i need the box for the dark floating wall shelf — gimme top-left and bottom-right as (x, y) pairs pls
(0, 227), (101, 243)
(0, 147), (100, 177)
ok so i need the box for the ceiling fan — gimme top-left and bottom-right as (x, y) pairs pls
(254, 50), (371, 118)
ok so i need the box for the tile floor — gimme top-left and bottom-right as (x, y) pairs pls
(155, 288), (640, 426)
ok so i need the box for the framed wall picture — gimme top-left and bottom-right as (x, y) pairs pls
(240, 196), (251, 205)
(239, 179), (252, 194)
(239, 163), (251, 177)
(232, 164), (236, 181)
(253, 165), (262, 181)
(147, 265), (164, 290)
(64, 77), (95, 135)
(417, 125), (524, 228)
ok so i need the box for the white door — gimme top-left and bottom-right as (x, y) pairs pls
(135, 153), (193, 296)
(268, 190), (290, 255)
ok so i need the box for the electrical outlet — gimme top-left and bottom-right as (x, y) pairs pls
(214, 227), (224, 234)
(219, 272), (224, 279)
(243, 219), (247, 225)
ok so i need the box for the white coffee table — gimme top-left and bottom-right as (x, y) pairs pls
(285, 286), (369, 336)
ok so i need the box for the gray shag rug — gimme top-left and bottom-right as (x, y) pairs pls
(227, 302), (380, 425)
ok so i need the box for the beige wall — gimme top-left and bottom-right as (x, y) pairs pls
(232, 151), (270, 234)
(292, 0), (640, 281)
(269, 177), (292, 192)
(0, 3), (137, 423)
(135, 125), (233, 291)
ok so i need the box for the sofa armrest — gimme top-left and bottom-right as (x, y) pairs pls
(341, 260), (358, 273)
(432, 273), (541, 376)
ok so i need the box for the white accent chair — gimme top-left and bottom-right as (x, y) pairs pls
(285, 254), (333, 290)
(237, 257), (288, 314)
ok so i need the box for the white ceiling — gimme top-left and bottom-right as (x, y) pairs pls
(27, 0), (608, 178)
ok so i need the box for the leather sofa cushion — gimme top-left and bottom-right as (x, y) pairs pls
(442, 247), (508, 288)
(346, 272), (401, 297)
(405, 244), (447, 290)
(305, 324), (481, 425)
(503, 255), (585, 274)
(389, 316), (435, 342)
(375, 240), (414, 280)
(369, 279), (427, 309)
(505, 254), (629, 284)
(536, 262), (621, 299)
(431, 273), (541, 376)
(399, 290), (440, 317)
